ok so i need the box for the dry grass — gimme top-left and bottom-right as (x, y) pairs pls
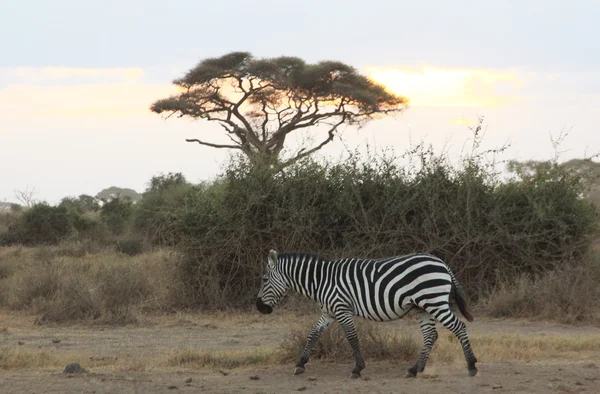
(161, 329), (600, 371)
(0, 350), (67, 370)
(279, 319), (420, 363)
(0, 323), (597, 372)
(432, 332), (600, 365)
(0, 245), (186, 324)
(483, 254), (600, 324)
(164, 347), (275, 369)
(277, 316), (600, 368)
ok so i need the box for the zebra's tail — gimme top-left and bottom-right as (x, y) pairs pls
(448, 268), (474, 322)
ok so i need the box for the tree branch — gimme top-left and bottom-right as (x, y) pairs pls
(185, 139), (242, 149)
(274, 115), (347, 172)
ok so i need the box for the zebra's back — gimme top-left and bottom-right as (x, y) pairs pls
(329, 253), (453, 321)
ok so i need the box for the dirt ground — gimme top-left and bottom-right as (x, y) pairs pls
(1, 311), (599, 394)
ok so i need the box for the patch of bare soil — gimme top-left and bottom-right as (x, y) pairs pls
(1, 361), (599, 394)
(1, 311), (599, 393)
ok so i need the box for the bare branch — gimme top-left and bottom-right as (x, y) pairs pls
(186, 139), (242, 150)
(14, 187), (37, 208)
(275, 115), (348, 171)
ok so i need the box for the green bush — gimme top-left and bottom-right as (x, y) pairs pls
(115, 235), (146, 256)
(162, 149), (596, 309)
(1, 203), (72, 245)
(134, 179), (196, 246)
(99, 197), (134, 235)
(0, 201), (104, 246)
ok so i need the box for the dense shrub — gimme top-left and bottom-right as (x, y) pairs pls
(0, 202), (105, 246)
(1, 203), (72, 245)
(134, 175), (196, 246)
(99, 197), (134, 235)
(164, 149), (596, 309)
(115, 234), (146, 256)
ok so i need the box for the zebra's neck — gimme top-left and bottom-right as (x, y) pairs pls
(276, 252), (324, 300)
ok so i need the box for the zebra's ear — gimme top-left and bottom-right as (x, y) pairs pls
(267, 249), (278, 270)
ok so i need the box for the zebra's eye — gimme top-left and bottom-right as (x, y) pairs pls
(262, 275), (268, 281)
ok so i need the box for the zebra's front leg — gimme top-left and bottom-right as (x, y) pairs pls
(294, 314), (334, 375)
(406, 310), (438, 378)
(337, 312), (365, 379)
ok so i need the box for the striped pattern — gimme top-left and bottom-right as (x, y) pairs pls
(256, 250), (478, 378)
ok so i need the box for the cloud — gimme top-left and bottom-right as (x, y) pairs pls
(0, 67), (178, 122)
(450, 117), (477, 126)
(0, 83), (176, 117)
(4, 67), (145, 84)
(364, 65), (523, 108)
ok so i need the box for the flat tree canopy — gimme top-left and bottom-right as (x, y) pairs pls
(151, 52), (408, 170)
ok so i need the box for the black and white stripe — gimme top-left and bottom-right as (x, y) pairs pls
(256, 250), (478, 378)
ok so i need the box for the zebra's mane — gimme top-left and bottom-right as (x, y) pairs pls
(276, 251), (325, 264)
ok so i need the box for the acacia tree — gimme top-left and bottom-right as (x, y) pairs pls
(151, 52), (408, 171)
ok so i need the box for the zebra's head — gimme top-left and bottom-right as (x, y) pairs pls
(256, 249), (289, 314)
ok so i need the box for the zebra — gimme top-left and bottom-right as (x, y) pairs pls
(256, 249), (478, 379)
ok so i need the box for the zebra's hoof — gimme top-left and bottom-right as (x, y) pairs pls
(404, 371), (416, 378)
(350, 373), (360, 379)
(294, 367), (305, 375)
(468, 368), (478, 377)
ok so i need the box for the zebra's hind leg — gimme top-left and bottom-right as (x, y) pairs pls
(428, 305), (478, 377)
(405, 309), (438, 378)
(336, 312), (366, 379)
(294, 313), (334, 375)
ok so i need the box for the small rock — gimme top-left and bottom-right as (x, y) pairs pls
(63, 363), (87, 374)
(492, 384), (503, 389)
(307, 377), (317, 381)
(249, 375), (260, 380)
(297, 387), (307, 391)
(18, 341), (24, 345)
(52, 339), (61, 344)
(167, 385), (178, 390)
(184, 378), (192, 384)
(575, 381), (584, 386)
(218, 370), (229, 376)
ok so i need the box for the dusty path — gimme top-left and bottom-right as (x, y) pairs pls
(3, 312), (599, 358)
(1, 311), (599, 393)
(1, 361), (599, 393)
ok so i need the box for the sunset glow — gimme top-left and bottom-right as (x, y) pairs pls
(364, 66), (522, 108)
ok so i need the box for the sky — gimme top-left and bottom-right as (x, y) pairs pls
(1, 0), (599, 204)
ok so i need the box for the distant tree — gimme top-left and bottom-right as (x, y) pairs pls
(11, 203), (71, 245)
(507, 158), (600, 205)
(146, 172), (188, 193)
(96, 187), (141, 203)
(13, 187), (37, 208)
(59, 195), (100, 213)
(78, 194), (100, 212)
(151, 52), (408, 171)
(99, 197), (134, 235)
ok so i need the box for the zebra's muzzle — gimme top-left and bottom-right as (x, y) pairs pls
(256, 298), (273, 314)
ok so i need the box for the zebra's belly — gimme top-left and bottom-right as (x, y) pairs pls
(354, 304), (413, 322)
